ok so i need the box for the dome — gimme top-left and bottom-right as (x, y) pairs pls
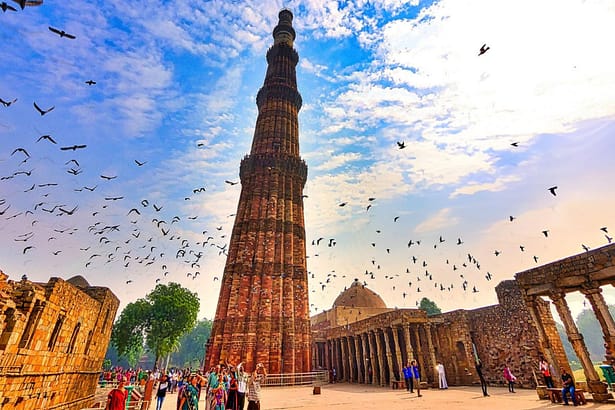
(67, 275), (90, 289)
(333, 279), (387, 309)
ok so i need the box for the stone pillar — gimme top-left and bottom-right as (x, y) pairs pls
(341, 337), (349, 382)
(550, 291), (609, 402)
(425, 323), (438, 386)
(361, 333), (369, 384)
(354, 335), (363, 384)
(392, 326), (404, 380)
(346, 337), (354, 382)
(374, 330), (386, 386)
(524, 295), (560, 376)
(404, 324), (414, 364)
(581, 286), (615, 366)
(383, 328), (395, 384)
(368, 331), (378, 386)
(325, 339), (330, 370)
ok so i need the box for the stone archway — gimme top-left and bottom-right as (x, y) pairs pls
(516, 243), (615, 402)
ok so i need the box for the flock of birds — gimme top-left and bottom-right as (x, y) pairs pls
(1, 7), (612, 319)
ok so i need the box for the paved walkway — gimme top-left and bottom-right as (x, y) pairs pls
(159, 384), (614, 410)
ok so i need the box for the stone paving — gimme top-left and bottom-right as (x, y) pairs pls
(160, 384), (615, 410)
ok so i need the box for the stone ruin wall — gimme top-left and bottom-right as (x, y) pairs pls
(465, 280), (552, 387)
(0, 272), (119, 409)
(432, 280), (566, 388)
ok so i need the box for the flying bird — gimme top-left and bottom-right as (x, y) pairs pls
(225, 180), (239, 186)
(48, 26), (76, 39)
(478, 43), (490, 56)
(11, 148), (30, 157)
(581, 244), (590, 252)
(396, 141), (406, 149)
(509, 215), (516, 222)
(85, 80), (96, 85)
(510, 142), (519, 147)
(0, 97), (17, 106)
(600, 227), (608, 234)
(548, 186), (558, 196)
(542, 230), (549, 238)
(33, 101), (55, 116)
(100, 174), (117, 180)
(37, 134), (57, 144)
(60, 144), (87, 151)
(135, 159), (147, 166)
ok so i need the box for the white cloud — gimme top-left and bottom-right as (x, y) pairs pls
(415, 208), (459, 233)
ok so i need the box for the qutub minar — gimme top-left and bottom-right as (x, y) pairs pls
(205, 9), (311, 373)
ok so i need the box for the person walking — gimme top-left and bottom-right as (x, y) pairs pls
(410, 360), (422, 397)
(475, 359), (489, 397)
(246, 363), (267, 410)
(105, 378), (128, 410)
(503, 363), (517, 393)
(539, 357), (555, 388)
(155, 374), (169, 410)
(437, 362), (448, 389)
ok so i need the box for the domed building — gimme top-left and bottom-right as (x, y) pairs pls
(310, 279), (562, 392)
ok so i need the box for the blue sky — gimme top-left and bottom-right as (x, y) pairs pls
(1, 0), (614, 323)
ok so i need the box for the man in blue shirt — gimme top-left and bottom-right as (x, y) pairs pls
(403, 362), (413, 392)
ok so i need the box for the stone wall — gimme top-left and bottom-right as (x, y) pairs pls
(465, 280), (546, 387)
(0, 271), (119, 409)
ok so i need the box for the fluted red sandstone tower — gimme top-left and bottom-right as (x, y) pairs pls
(205, 9), (310, 374)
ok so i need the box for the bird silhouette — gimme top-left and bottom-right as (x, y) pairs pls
(33, 101), (55, 116)
(0, 97), (17, 106)
(11, 148), (30, 157)
(548, 186), (558, 196)
(48, 26), (76, 39)
(600, 227), (608, 234)
(37, 134), (57, 144)
(85, 80), (96, 85)
(509, 215), (516, 222)
(60, 144), (87, 151)
(339, 202), (347, 207)
(100, 175), (117, 180)
(397, 141), (406, 149)
(510, 142), (519, 147)
(225, 180), (239, 185)
(478, 44), (490, 56)
(1, 2), (17, 11)
(135, 159), (147, 166)
(542, 230), (549, 237)
(581, 244), (590, 252)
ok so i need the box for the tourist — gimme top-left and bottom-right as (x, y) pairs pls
(246, 363), (267, 410)
(503, 363), (517, 393)
(437, 361), (448, 389)
(402, 362), (413, 392)
(332, 367), (336, 383)
(475, 359), (489, 397)
(179, 374), (206, 410)
(206, 366), (220, 410)
(410, 360), (422, 397)
(105, 378), (128, 410)
(561, 369), (578, 406)
(236, 363), (249, 410)
(213, 385), (227, 410)
(226, 366), (239, 410)
(155, 374), (169, 410)
(539, 357), (555, 388)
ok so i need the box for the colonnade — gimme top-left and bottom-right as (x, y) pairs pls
(313, 323), (438, 386)
(525, 285), (615, 402)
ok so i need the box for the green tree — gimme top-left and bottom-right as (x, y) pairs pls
(419, 297), (442, 316)
(171, 318), (212, 368)
(111, 283), (200, 369)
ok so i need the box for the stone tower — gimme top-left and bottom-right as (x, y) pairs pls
(205, 9), (310, 374)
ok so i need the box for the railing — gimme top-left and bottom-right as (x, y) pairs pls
(262, 370), (328, 387)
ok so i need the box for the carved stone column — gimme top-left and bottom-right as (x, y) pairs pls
(404, 324), (414, 364)
(523, 295), (560, 376)
(581, 286), (615, 366)
(374, 329), (386, 386)
(550, 291), (609, 402)
(349, 336), (356, 382)
(425, 323), (438, 386)
(368, 331), (378, 386)
(341, 337), (349, 382)
(392, 326), (404, 379)
(354, 335), (363, 383)
(383, 328), (395, 384)
(325, 339), (330, 369)
(361, 333), (369, 384)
